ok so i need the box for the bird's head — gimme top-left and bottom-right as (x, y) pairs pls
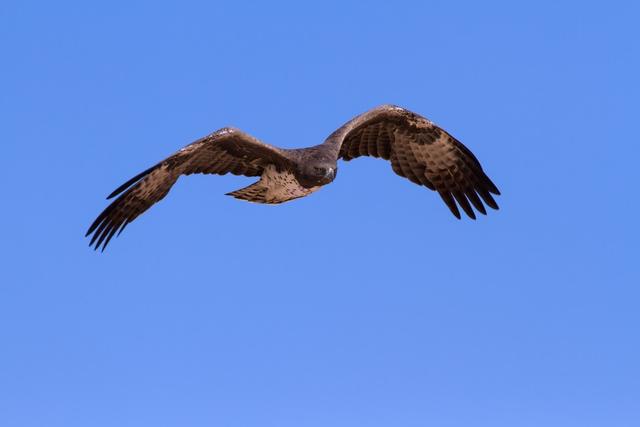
(298, 162), (337, 187)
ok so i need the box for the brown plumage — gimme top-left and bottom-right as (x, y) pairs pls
(86, 105), (500, 251)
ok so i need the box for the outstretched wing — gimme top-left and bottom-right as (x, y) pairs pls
(86, 128), (292, 251)
(329, 105), (500, 219)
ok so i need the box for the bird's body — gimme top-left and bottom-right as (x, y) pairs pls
(87, 105), (501, 250)
(226, 163), (323, 203)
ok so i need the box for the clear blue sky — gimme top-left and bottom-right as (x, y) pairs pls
(2, 1), (639, 426)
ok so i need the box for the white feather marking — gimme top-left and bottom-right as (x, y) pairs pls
(214, 127), (234, 136)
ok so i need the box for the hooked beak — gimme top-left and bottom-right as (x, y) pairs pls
(324, 167), (336, 180)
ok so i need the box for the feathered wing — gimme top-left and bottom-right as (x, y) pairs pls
(328, 105), (500, 219)
(86, 128), (292, 251)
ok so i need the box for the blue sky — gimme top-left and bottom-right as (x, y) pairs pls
(2, 1), (639, 426)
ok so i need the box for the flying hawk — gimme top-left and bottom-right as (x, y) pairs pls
(87, 105), (500, 250)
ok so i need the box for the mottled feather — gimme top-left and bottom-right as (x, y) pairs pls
(86, 128), (292, 250)
(329, 104), (500, 219)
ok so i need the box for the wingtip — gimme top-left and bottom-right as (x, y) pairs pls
(106, 186), (124, 200)
(485, 178), (501, 195)
(106, 164), (159, 200)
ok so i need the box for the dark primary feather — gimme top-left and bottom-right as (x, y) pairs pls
(107, 165), (158, 200)
(330, 105), (500, 219)
(86, 128), (291, 251)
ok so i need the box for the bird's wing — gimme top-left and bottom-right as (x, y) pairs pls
(328, 105), (500, 219)
(86, 128), (293, 251)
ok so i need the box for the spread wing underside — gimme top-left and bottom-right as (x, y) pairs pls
(86, 128), (293, 250)
(330, 105), (500, 219)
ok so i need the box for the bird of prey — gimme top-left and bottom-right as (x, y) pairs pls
(86, 104), (500, 250)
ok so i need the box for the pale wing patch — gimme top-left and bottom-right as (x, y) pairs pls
(226, 165), (320, 204)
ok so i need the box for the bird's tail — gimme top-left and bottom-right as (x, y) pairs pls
(226, 181), (276, 204)
(226, 165), (320, 204)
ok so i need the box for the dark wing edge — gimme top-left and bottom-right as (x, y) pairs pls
(86, 128), (291, 251)
(328, 104), (500, 219)
(85, 164), (178, 251)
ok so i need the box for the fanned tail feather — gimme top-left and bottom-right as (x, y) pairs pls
(225, 164), (319, 204)
(226, 181), (274, 204)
